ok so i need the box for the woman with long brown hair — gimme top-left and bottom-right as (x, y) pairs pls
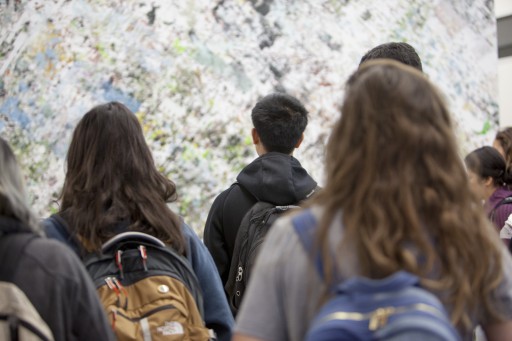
(233, 60), (512, 341)
(42, 102), (233, 340)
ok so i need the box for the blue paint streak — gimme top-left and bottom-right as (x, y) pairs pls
(101, 81), (141, 113)
(18, 81), (29, 93)
(45, 48), (57, 60)
(35, 52), (46, 67)
(0, 97), (30, 128)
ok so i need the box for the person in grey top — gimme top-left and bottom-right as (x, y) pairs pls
(233, 61), (512, 341)
(0, 137), (115, 341)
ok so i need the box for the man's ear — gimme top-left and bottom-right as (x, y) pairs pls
(294, 133), (304, 148)
(252, 128), (260, 145)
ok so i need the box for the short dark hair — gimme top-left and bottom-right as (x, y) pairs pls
(251, 93), (308, 154)
(360, 42), (423, 71)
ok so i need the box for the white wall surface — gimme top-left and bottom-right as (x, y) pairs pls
(495, 0), (512, 17)
(498, 57), (512, 127)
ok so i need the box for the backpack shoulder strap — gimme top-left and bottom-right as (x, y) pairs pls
(291, 210), (324, 279)
(490, 195), (512, 223)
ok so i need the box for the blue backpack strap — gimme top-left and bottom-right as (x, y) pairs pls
(292, 209), (325, 280)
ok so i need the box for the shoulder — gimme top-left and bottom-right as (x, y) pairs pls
(181, 222), (199, 242)
(41, 215), (67, 239)
(181, 223), (210, 261)
(208, 184), (244, 215)
(14, 237), (88, 290)
(23, 237), (81, 271)
(41, 215), (82, 255)
(254, 208), (320, 267)
(219, 183), (252, 207)
(485, 242), (512, 321)
(495, 201), (512, 214)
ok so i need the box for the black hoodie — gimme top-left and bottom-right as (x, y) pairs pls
(204, 152), (318, 286)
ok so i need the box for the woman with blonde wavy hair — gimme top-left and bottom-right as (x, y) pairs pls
(0, 137), (114, 341)
(233, 60), (512, 341)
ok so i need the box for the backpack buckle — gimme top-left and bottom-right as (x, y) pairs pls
(369, 307), (394, 331)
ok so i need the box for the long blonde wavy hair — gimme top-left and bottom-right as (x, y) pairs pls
(314, 60), (505, 332)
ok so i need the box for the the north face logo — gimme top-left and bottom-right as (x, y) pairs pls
(157, 321), (184, 336)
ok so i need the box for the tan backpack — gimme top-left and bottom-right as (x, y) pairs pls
(84, 232), (215, 340)
(0, 282), (54, 341)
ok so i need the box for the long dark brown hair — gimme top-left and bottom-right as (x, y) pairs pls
(60, 102), (185, 254)
(314, 60), (505, 332)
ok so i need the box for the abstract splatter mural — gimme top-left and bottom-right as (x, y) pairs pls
(0, 0), (499, 234)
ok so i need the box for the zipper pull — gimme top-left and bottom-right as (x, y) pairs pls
(111, 309), (117, 330)
(236, 266), (243, 282)
(113, 277), (129, 309)
(138, 245), (148, 271)
(115, 250), (124, 279)
(105, 277), (121, 307)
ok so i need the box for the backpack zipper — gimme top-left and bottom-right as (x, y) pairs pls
(112, 304), (177, 322)
(321, 303), (446, 331)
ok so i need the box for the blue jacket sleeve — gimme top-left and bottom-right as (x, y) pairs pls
(182, 223), (234, 341)
(41, 216), (82, 255)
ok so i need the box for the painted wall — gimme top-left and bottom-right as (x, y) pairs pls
(0, 0), (499, 233)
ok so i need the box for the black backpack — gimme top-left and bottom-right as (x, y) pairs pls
(225, 199), (298, 315)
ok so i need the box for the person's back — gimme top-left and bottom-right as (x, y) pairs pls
(233, 61), (512, 341)
(203, 93), (318, 288)
(42, 102), (233, 341)
(0, 137), (114, 341)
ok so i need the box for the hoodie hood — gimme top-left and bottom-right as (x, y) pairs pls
(237, 152), (317, 205)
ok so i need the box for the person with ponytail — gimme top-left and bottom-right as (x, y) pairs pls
(464, 146), (512, 242)
(232, 60), (512, 341)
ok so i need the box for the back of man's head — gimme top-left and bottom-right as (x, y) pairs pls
(359, 42), (423, 71)
(251, 93), (308, 154)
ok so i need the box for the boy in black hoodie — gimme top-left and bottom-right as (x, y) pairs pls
(203, 93), (318, 287)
